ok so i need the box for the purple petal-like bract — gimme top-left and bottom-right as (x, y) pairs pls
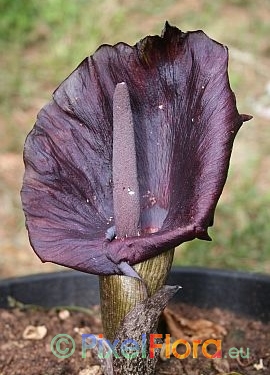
(21, 23), (251, 275)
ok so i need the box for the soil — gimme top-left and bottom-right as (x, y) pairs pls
(0, 302), (269, 375)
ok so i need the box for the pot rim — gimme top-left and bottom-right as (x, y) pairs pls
(0, 266), (269, 321)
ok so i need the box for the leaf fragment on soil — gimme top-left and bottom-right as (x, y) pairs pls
(163, 307), (227, 341)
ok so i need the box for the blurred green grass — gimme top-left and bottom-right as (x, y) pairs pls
(0, 0), (270, 277)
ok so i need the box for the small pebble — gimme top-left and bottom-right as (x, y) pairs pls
(79, 365), (102, 375)
(22, 325), (47, 340)
(58, 309), (70, 320)
(253, 358), (265, 370)
(74, 326), (92, 335)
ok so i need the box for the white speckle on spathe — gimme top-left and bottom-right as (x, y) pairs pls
(86, 198), (89, 203)
(127, 187), (135, 196)
(158, 104), (163, 109)
(202, 85), (205, 89)
(191, 118), (194, 123)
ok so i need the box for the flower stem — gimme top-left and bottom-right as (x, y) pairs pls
(100, 249), (174, 341)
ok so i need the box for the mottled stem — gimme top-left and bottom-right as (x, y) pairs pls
(99, 83), (175, 374)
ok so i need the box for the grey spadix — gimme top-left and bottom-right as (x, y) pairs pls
(112, 82), (140, 239)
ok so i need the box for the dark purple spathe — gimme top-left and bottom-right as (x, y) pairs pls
(21, 23), (251, 275)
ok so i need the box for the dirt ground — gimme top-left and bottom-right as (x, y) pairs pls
(0, 302), (269, 374)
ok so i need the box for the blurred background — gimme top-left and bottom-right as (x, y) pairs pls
(0, 0), (269, 279)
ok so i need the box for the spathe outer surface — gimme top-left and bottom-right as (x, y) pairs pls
(21, 23), (251, 276)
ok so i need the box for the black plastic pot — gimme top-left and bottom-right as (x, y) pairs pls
(0, 267), (270, 322)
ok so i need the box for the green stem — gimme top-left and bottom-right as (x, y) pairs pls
(100, 248), (174, 341)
